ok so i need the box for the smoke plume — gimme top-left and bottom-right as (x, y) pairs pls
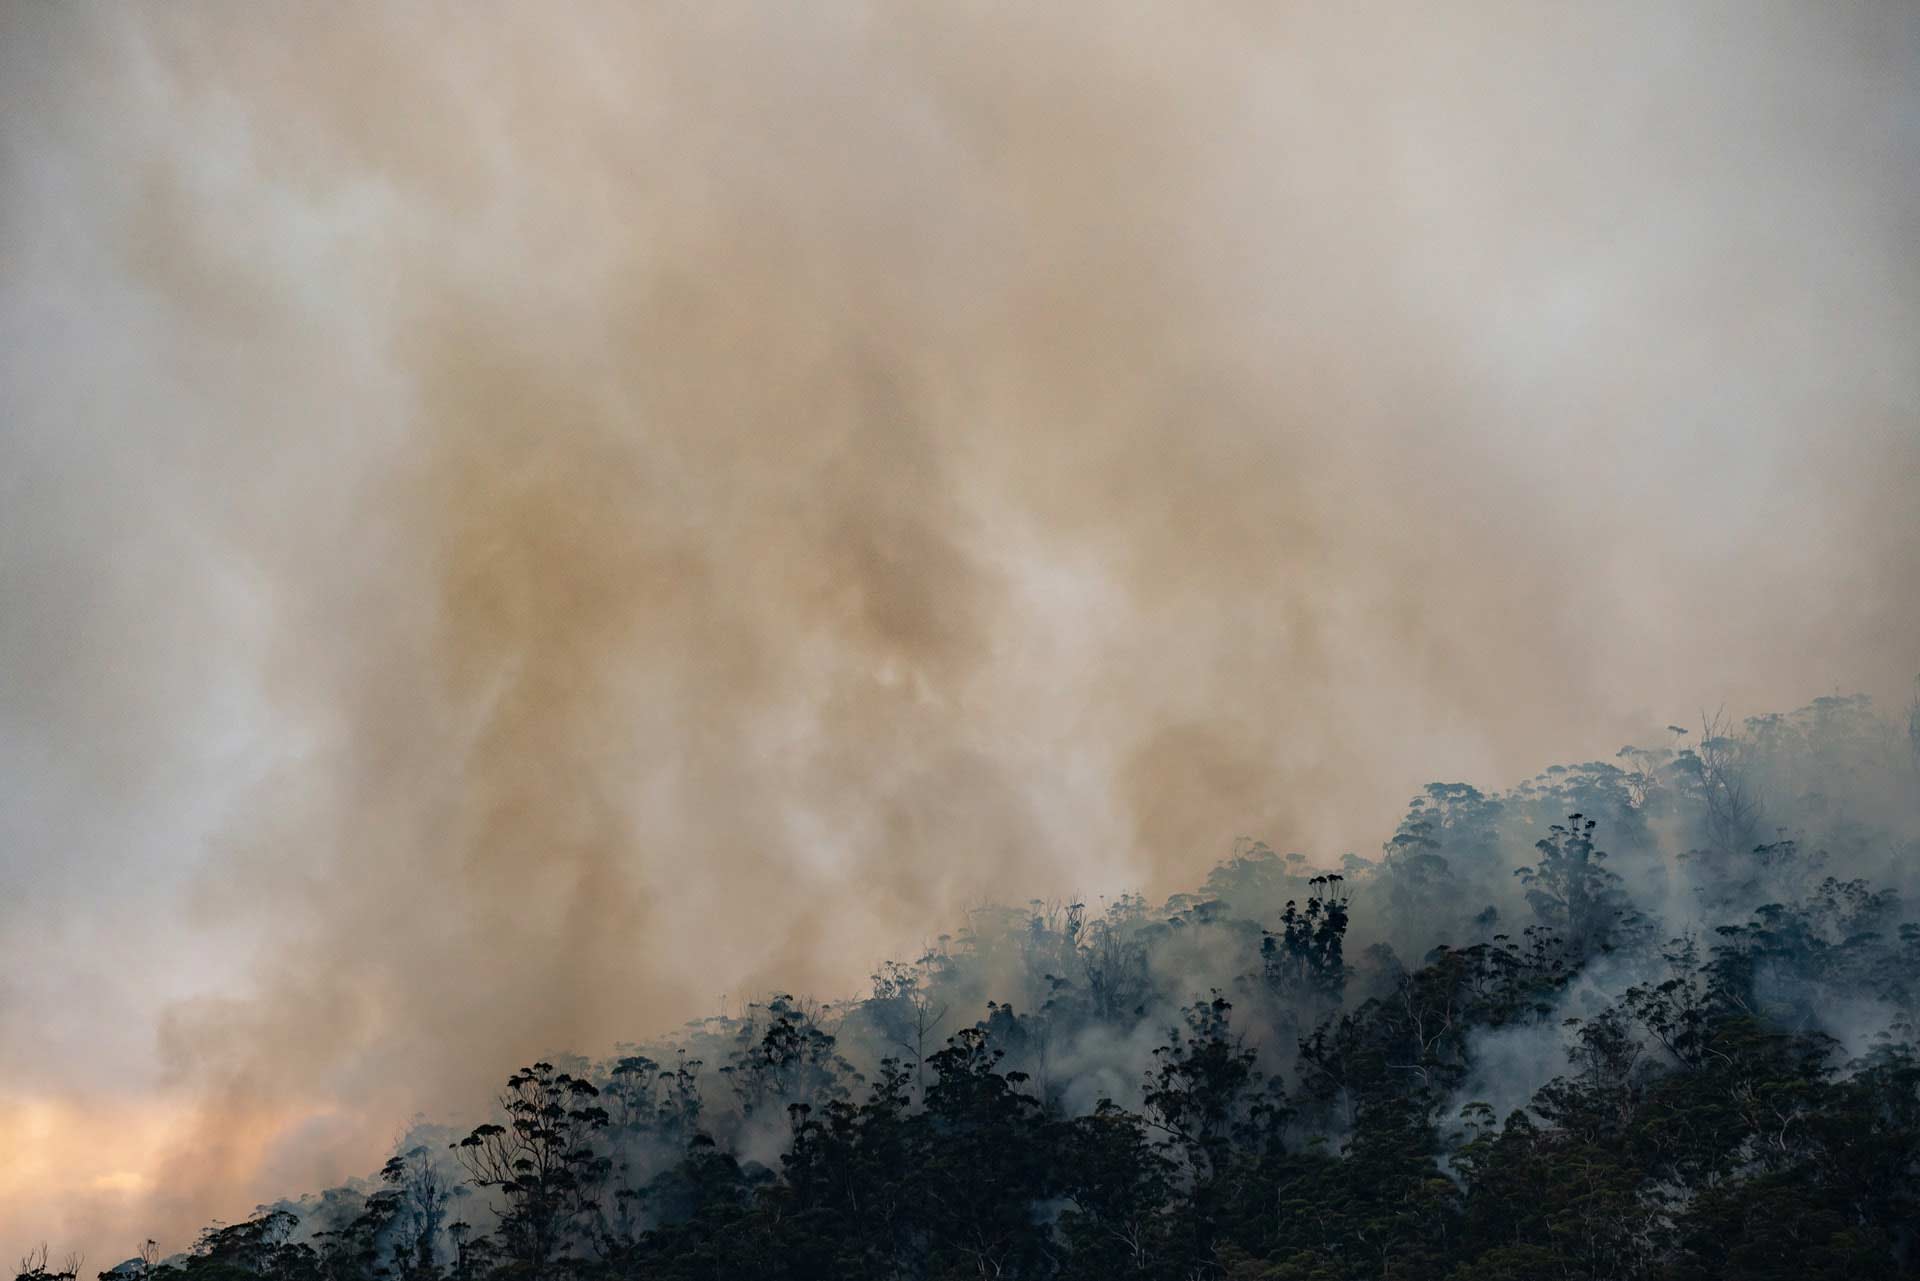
(2, 1), (1915, 1266)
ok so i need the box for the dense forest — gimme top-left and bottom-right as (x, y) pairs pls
(23, 691), (1920, 1281)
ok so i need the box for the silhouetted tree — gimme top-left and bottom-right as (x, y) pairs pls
(452, 1063), (610, 1276)
(1514, 813), (1640, 957)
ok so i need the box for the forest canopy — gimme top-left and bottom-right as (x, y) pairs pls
(22, 690), (1920, 1281)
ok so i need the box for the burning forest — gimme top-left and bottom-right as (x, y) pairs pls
(5, 4), (1918, 1280)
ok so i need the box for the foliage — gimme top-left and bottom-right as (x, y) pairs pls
(27, 694), (1920, 1281)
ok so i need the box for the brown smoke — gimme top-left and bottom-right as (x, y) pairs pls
(3, 1), (1916, 1266)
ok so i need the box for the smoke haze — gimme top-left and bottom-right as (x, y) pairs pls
(3, 1), (1916, 1268)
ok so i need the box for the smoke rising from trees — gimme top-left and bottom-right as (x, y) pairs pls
(3, 2), (1917, 1268)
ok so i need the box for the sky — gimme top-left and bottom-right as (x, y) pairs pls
(3, 1), (1917, 1269)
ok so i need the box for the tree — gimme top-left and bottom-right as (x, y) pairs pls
(1696, 709), (1764, 855)
(378, 1144), (452, 1278)
(1055, 1102), (1176, 1279)
(719, 994), (854, 1124)
(451, 1063), (610, 1275)
(1263, 876), (1352, 1005)
(13, 1246), (80, 1281)
(868, 959), (950, 1104)
(1513, 814), (1638, 958)
(919, 1026), (1053, 1280)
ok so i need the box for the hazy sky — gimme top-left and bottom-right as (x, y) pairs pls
(3, 2), (1917, 1268)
